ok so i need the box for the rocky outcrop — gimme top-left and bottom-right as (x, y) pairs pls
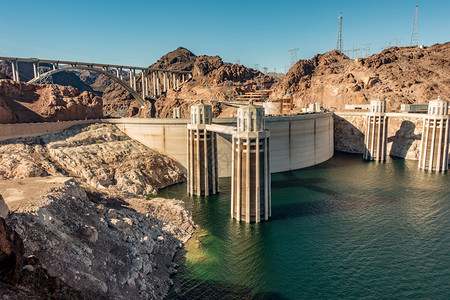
(0, 123), (185, 197)
(0, 195), (9, 219)
(271, 43), (450, 109)
(0, 79), (102, 123)
(102, 47), (274, 118)
(5, 178), (194, 299)
(0, 216), (23, 285)
(150, 47), (197, 71)
(0, 123), (195, 298)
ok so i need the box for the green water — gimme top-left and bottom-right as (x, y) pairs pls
(159, 152), (449, 299)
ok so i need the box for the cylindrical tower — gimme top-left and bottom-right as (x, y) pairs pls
(363, 99), (388, 161)
(187, 100), (218, 196)
(231, 101), (271, 223)
(418, 97), (449, 171)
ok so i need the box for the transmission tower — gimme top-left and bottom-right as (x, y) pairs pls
(288, 46), (298, 67)
(336, 12), (343, 52)
(410, 5), (418, 46)
(263, 67), (268, 74)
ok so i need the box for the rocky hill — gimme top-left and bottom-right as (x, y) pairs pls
(270, 42), (450, 110)
(0, 123), (195, 299)
(0, 79), (102, 123)
(103, 47), (275, 118)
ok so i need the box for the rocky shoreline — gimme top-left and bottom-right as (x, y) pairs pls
(0, 123), (195, 299)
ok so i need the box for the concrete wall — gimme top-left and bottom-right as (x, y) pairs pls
(334, 112), (441, 161)
(0, 119), (101, 142)
(106, 113), (334, 177)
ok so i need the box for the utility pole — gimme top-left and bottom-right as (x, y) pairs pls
(410, 5), (419, 46)
(336, 12), (343, 52)
(288, 46), (298, 67)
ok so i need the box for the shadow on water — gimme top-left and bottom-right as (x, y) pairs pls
(388, 120), (421, 158)
(272, 168), (398, 221)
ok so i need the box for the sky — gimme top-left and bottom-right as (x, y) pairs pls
(0, 0), (449, 73)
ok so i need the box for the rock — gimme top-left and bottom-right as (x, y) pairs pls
(0, 79), (102, 124)
(0, 217), (24, 285)
(0, 195), (9, 219)
(22, 264), (34, 272)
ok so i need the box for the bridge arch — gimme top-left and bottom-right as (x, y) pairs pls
(28, 66), (146, 106)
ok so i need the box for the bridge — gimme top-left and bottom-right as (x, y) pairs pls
(0, 56), (193, 106)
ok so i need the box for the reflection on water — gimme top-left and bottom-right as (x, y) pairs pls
(160, 152), (449, 299)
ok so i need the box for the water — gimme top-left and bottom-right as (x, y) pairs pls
(158, 152), (449, 299)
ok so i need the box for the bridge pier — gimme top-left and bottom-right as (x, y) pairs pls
(11, 61), (19, 81)
(231, 101), (271, 223)
(173, 107), (182, 119)
(419, 97), (449, 172)
(363, 99), (388, 161)
(187, 101), (218, 196)
(156, 72), (160, 97)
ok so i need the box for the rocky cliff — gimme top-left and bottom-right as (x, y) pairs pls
(0, 123), (195, 299)
(0, 79), (102, 124)
(271, 43), (450, 110)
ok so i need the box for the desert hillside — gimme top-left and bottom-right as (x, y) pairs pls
(270, 43), (450, 110)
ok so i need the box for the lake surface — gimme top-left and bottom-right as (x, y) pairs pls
(159, 152), (449, 299)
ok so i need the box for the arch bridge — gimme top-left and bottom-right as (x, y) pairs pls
(0, 56), (192, 105)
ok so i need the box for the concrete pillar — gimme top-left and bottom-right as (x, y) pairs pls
(419, 98), (449, 172)
(163, 72), (167, 92)
(129, 70), (133, 87)
(11, 61), (17, 81)
(231, 101), (270, 223)
(173, 73), (176, 89)
(167, 72), (170, 91)
(145, 71), (149, 97)
(363, 99), (388, 161)
(133, 69), (137, 90)
(176, 73), (179, 90)
(187, 101), (218, 196)
(152, 72), (156, 96)
(173, 107), (182, 118)
(141, 71), (145, 99)
(156, 72), (160, 97)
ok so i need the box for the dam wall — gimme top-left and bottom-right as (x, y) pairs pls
(334, 112), (441, 161)
(107, 112), (334, 177)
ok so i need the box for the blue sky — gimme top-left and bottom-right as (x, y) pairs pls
(0, 0), (448, 73)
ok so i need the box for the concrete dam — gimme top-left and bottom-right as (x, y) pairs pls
(107, 112), (335, 178)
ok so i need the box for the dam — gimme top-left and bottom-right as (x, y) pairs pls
(107, 112), (334, 177)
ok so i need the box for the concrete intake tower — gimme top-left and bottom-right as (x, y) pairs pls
(418, 98), (449, 172)
(231, 101), (271, 223)
(363, 99), (388, 161)
(187, 101), (218, 196)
